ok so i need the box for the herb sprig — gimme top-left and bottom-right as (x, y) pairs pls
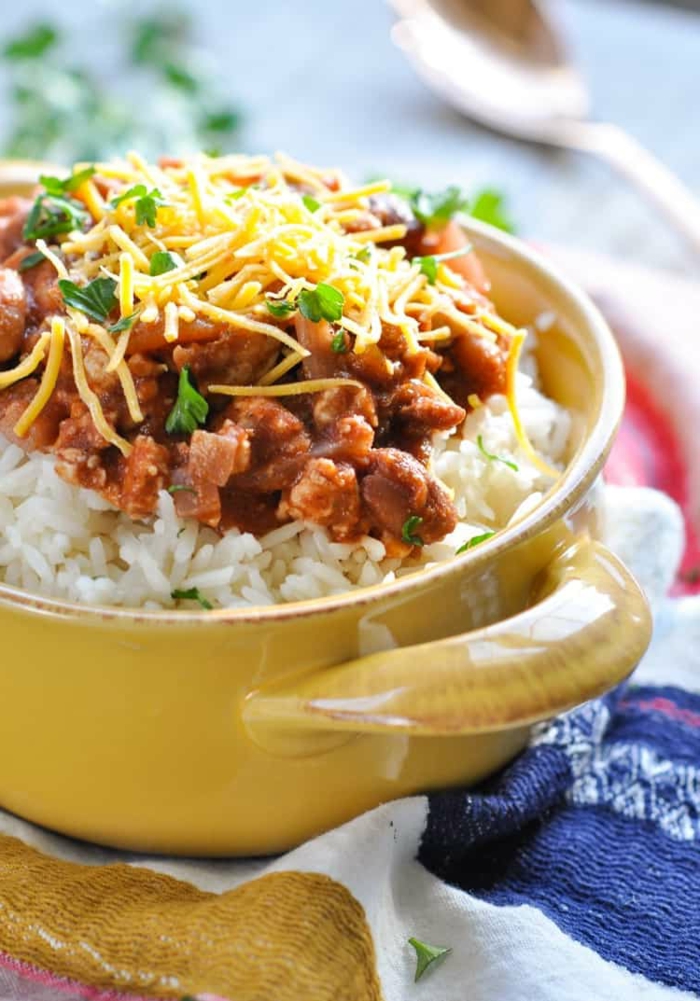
(401, 515), (424, 547)
(58, 277), (118, 323)
(456, 531), (495, 554)
(165, 366), (209, 436)
(476, 434), (519, 472)
(298, 284), (344, 324)
(112, 184), (169, 228)
(171, 587), (213, 610)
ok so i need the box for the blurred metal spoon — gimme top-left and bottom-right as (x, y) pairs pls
(389, 0), (700, 253)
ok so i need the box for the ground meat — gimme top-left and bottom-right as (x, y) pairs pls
(0, 268), (27, 363)
(120, 436), (170, 517)
(173, 331), (278, 388)
(0, 197), (30, 263)
(279, 457), (362, 540)
(360, 447), (457, 552)
(224, 397), (311, 493)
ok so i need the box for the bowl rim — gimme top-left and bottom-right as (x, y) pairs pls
(0, 216), (625, 624)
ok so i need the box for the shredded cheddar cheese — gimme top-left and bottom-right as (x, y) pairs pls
(2, 151), (549, 474)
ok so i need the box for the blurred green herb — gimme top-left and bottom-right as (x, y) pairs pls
(470, 188), (515, 233)
(2, 10), (243, 162)
(401, 515), (424, 547)
(171, 587), (213, 610)
(384, 178), (516, 233)
(476, 433), (519, 471)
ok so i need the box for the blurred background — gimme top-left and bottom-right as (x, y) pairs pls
(0, 0), (697, 273)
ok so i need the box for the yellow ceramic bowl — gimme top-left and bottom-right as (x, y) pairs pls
(0, 163), (651, 856)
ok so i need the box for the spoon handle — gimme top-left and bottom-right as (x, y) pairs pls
(561, 121), (700, 256)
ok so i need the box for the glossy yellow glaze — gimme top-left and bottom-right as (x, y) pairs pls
(0, 163), (651, 855)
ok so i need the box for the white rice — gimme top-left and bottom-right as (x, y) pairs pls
(0, 362), (570, 609)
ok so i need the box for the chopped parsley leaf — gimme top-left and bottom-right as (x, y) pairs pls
(456, 531), (495, 554)
(167, 484), (197, 495)
(225, 186), (252, 203)
(470, 188), (515, 233)
(58, 277), (118, 323)
(298, 283), (344, 324)
(409, 185), (469, 229)
(408, 938), (452, 983)
(331, 329), (348, 353)
(266, 297), (297, 318)
(108, 309), (142, 335)
(3, 23), (57, 60)
(401, 515), (424, 547)
(477, 434), (518, 471)
(40, 165), (95, 196)
(18, 249), (46, 272)
(413, 245), (472, 285)
(112, 184), (168, 227)
(149, 250), (181, 276)
(354, 246), (372, 263)
(23, 193), (89, 242)
(165, 365), (209, 436)
(171, 587), (213, 610)
(302, 194), (321, 213)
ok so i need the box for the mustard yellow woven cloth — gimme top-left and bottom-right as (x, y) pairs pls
(0, 834), (381, 1000)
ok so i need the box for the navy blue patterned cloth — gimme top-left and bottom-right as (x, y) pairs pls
(421, 684), (700, 995)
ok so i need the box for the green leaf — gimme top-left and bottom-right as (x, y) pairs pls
(149, 251), (181, 276)
(163, 62), (200, 94)
(108, 309), (142, 335)
(413, 245), (472, 285)
(455, 531), (495, 555)
(408, 938), (452, 982)
(18, 249), (46, 272)
(298, 283), (344, 324)
(111, 183), (148, 207)
(112, 185), (168, 228)
(165, 365), (209, 436)
(409, 185), (469, 229)
(4, 23), (58, 60)
(302, 194), (321, 213)
(476, 434), (518, 471)
(266, 297), (297, 318)
(470, 188), (515, 234)
(171, 587), (213, 610)
(167, 484), (197, 495)
(203, 108), (241, 134)
(23, 193), (90, 242)
(331, 329), (348, 354)
(226, 186), (251, 203)
(401, 515), (424, 547)
(40, 166), (95, 196)
(354, 246), (372, 263)
(58, 277), (118, 323)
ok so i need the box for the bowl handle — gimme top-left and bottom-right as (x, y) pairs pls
(244, 537), (651, 739)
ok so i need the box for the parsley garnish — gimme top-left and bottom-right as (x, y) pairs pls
(413, 245), (473, 285)
(470, 188), (515, 234)
(354, 246), (372, 263)
(108, 309), (142, 335)
(171, 587), (213, 610)
(22, 193), (89, 242)
(165, 366), (209, 436)
(112, 184), (168, 228)
(302, 194), (321, 213)
(167, 484), (197, 495)
(266, 297), (297, 318)
(18, 249), (46, 272)
(225, 186), (251, 203)
(476, 434), (518, 471)
(298, 283), (344, 324)
(149, 250), (181, 276)
(3, 23), (57, 60)
(39, 166), (95, 196)
(407, 185), (469, 229)
(331, 329), (348, 353)
(408, 938), (452, 983)
(58, 277), (118, 323)
(401, 515), (424, 547)
(456, 531), (495, 554)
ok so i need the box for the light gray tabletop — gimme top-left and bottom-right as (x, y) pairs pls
(0, 0), (698, 274)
